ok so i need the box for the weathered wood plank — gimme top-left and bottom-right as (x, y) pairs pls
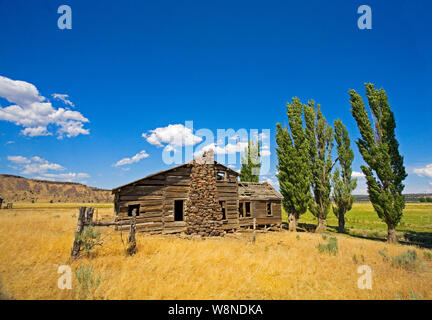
(165, 192), (188, 199)
(162, 228), (186, 234)
(165, 186), (190, 192)
(119, 195), (164, 201)
(164, 221), (187, 228)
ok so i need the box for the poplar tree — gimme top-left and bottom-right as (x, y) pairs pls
(332, 119), (357, 233)
(240, 140), (261, 182)
(276, 98), (311, 230)
(304, 101), (334, 233)
(350, 84), (407, 243)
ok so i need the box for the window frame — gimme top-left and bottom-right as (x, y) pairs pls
(216, 171), (226, 181)
(219, 200), (227, 220)
(266, 202), (273, 217)
(127, 204), (140, 217)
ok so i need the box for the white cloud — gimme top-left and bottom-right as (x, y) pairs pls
(7, 155), (31, 164)
(5, 141), (15, 145)
(21, 126), (51, 137)
(7, 155), (89, 182)
(413, 164), (432, 178)
(20, 158), (64, 175)
(352, 171), (365, 178)
(143, 124), (202, 147)
(113, 150), (149, 167)
(0, 75), (89, 138)
(37, 172), (90, 182)
(195, 141), (249, 157)
(52, 93), (75, 107)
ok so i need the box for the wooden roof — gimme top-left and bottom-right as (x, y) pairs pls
(238, 182), (283, 201)
(112, 159), (239, 193)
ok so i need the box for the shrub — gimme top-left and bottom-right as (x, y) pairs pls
(391, 250), (424, 271)
(423, 251), (432, 261)
(419, 197), (426, 203)
(409, 289), (424, 300)
(317, 237), (338, 255)
(396, 289), (424, 300)
(427, 197), (432, 203)
(75, 264), (101, 299)
(378, 248), (390, 262)
(76, 226), (102, 256)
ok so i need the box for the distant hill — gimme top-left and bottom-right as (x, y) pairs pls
(0, 174), (113, 203)
(354, 193), (432, 202)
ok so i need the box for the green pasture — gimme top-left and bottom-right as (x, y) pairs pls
(282, 202), (432, 247)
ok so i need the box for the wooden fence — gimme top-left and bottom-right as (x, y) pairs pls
(70, 206), (137, 259)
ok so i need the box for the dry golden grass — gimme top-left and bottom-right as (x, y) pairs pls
(0, 205), (431, 300)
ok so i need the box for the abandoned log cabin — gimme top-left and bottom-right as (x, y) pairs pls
(111, 151), (282, 236)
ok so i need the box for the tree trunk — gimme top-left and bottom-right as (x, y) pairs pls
(288, 213), (297, 232)
(338, 213), (345, 233)
(387, 227), (397, 243)
(315, 217), (327, 233)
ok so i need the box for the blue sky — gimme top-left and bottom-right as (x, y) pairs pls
(0, 0), (431, 193)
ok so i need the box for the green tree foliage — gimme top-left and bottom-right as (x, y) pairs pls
(240, 140), (261, 182)
(332, 119), (357, 233)
(304, 101), (334, 233)
(349, 83), (407, 243)
(276, 98), (311, 230)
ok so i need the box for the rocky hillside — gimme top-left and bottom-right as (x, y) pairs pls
(0, 174), (113, 203)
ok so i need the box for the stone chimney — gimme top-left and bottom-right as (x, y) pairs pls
(184, 150), (224, 237)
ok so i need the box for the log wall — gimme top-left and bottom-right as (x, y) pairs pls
(113, 163), (282, 235)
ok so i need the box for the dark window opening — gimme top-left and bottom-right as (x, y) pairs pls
(245, 202), (251, 217)
(238, 202), (244, 218)
(267, 202), (272, 216)
(174, 200), (184, 221)
(219, 201), (226, 220)
(216, 172), (225, 181)
(128, 204), (140, 217)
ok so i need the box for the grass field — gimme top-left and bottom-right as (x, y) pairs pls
(283, 202), (432, 247)
(0, 203), (431, 300)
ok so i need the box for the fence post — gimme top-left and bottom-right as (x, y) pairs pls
(71, 207), (86, 259)
(252, 217), (256, 244)
(127, 209), (137, 255)
(86, 207), (95, 225)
